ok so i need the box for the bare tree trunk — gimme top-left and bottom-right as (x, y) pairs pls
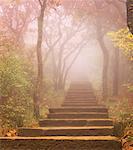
(99, 39), (109, 100)
(96, 22), (109, 100)
(34, 1), (47, 119)
(57, 48), (64, 90)
(113, 48), (119, 96)
(51, 49), (58, 91)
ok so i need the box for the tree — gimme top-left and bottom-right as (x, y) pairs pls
(108, 28), (133, 61)
(94, 0), (126, 98)
(108, 28), (133, 95)
(0, 0), (37, 44)
(33, 0), (60, 118)
(43, 10), (88, 90)
(62, 0), (126, 98)
(94, 18), (109, 99)
(0, 0), (46, 119)
(33, 0), (47, 119)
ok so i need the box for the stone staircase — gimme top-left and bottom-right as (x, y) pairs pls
(0, 82), (122, 150)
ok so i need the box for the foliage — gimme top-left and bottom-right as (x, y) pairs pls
(39, 78), (65, 119)
(108, 29), (133, 96)
(122, 128), (133, 150)
(0, 34), (18, 55)
(107, 99), (133, 137)
(123, 84), (133, 93)
(0, 54), (34, 129)
(43, 89), (64, 107)
(108, 28), (133, 61)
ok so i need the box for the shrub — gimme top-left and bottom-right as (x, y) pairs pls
(107, 99), (133, 137)
(0, 54), (34, 129)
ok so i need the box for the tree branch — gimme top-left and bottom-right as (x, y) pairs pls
(38, 0), (43, 7)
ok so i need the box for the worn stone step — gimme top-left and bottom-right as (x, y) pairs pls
(66, 95), (95, 98)
(64, 100), (97, 104)
(70, 83), (91, 85)
(49, 107), (108, 113)
(0, 136), (122, 150)
(63, 100), (98, 105)
(63, 101), (98, 104)
(69, 86), (93, 88)
(67, 90), (94, 93)
(66, 96), (96, 99)
(67, 91), (94, 94)
(64, 99), (96, 102)
(68, 90), (94, 93)
(62, 104), (102, 107)
(70, 85), (92, 88)
(63, 102), (98, 105)
(18, 126), (114, 137)
(69, 88), (93, 91)
(69, 86), (92, 89)
(65, 97), (96, 100)
(64, 100), (97, 102)
(64, 101), (98, 104)
(67, 95), (95, 98)
(65, 98), (96, 101)
(47, 112), (108, 119)
(67, 92), (94, 95)
(39, 119), (113, 127)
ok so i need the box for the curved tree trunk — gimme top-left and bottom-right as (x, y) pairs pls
(96, 22), (109, 100)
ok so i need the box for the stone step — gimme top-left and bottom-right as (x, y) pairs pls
(65, 100), (97, 103)
(70, 85), (92, 88)
(62, 104), (102, 107)
(64, 98), (97, 101)
(0, 136), (122, 150)
(66, 97), (96, 100)
(66, 96), (96, 99)
(69, 87), (93, 90)
(18, 126), (114, 137)
(49, 107), (108, 113)
(63, 103), (98, 106)
(67, 91), (94, 95)
(39, 119), (113, 127)
(66, 91), (94, 95)
(47, 112), (108, 119)
(64, 100), (97, 104)
(67, 91), (94, 94)
(68, 90), (94, 93)
(66, 94), (95, 97)
(70, 83), (91, 85)
(70, 86), (92, 88)
(64, 101), (98, 104)
(65, 98), (96, 101)
(63, 102), (98, 105)
(68, 87), (93, 90)
(66, 96), (95, 98)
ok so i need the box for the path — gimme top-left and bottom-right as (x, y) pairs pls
(0, 82), (122, 150)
